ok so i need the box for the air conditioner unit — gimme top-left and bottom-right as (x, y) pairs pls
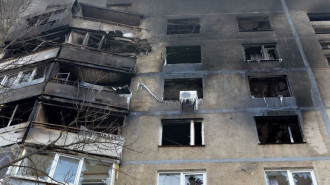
(179, 91), (198, 111)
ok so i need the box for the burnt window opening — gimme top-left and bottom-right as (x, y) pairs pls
(237, 17), (272, 32)
(255, 116), (304, 144)
(327, 56), (330, 65)
(313, 26), (330, 34)
(164, 78), (203, 101)
(26, 8), (66, 26)
(41, 104), (125, 135)
(68, 30), (88, 45)
(167, 18), (200, 35)
(0, 99), (35, 128)
(248, 76), (291, 98)
(308, 13), (330, 21)
(102, 37), (139, 56)
(161, 119), (203, 146)
(243, 44), (279, 62)
(86, 33), (104, 49)
(166, 46), (201, 64)
(320, 42), (330, 50)
(3, 31), (66, 60)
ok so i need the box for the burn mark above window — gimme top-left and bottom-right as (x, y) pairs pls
(255, 116), (304, 144)
(167, 18), (200, 35)
(243, 44), (279, 62)
(161, 119), (203, 146)
(248, 76), (291, 98)
(166, 46), (201, 64)
(164, 78), (203, 101)
(237, 17), (272, 32)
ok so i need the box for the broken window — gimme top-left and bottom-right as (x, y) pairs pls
(255, 116), (304, 144)
(237, 17), (272, 32)
(161, 119), (203, 146)
(0, 99), (35, 128)
(167, 18), (200, 35)
(26, 8), (66, 26)
(166, 46), (201, 64)
(320, 42), (330, 49)
(248, 76), (291, 98)
(243, 44), (279, 62)
(265, 170), (317, 185)
(164, 78), (203, 101)
(69, 30), (87, 45)
(86, 33), (104, 49)
(158, 172), (205, 185)
(41, 104), (125, 135)
(15, 151), (114, 185)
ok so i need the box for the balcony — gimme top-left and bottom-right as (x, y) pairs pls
(24, 121), (124, 159)
(43, 79), (131, 110)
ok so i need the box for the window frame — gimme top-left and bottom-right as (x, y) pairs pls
(160, 119), (204, 146)
(243, 44), (281, 62)
(157, 171), (206, 185)
(0, 68), (37, 88)
(10, 150), (116, 185)
(264, 169), (318, 185)
(167, 18), (201, 35)
(237, 16), (272, 32)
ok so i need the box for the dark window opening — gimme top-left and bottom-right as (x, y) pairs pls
(42, 104), (125, 135)
(237, 17), (272, 32)
(244, 44), (278, 61)
(164, 78), (203, 101)
(166, 46), (201, 64)
(308, 13), (330, 21)
(255, 116), (304, 144)
(167, 18), (200, 35)
(313, 26), (330, 34)
(0, 99), (35, 128)
(320, 42), (330, 50)
(69, 30), (87, 45)
(248, 76), (291, 98)
(102, 37), (139, 55)
(86, 33), (103, 49)
(161, 119), (203, 146)
(26, 8), (66, 26)
(327, 56), (330, 65)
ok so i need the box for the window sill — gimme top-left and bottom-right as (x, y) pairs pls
(258, 142), (306, 145)
(245, 59), (283, 63)
(159, 145), (205, 147)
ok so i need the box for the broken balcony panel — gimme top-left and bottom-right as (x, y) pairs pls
(237, 17), (272, 32)
(167, 18), (200, 35)
(80, 3), (142, 27)
(58, 46), (136, 74)
(43, 81), (131, 110)
(25, 122), (125, 159)
(0, 122), (29, 147)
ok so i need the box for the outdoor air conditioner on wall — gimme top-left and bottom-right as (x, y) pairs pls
(179, 91), (198, 111)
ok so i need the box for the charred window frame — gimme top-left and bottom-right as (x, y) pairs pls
(166, 46), (201, 64)
(237, 17), (272, 32)
(11, 150), (115, 185)
(248, 76), (291, 98)
(158, 171), (206, 185)
(167, 18), (200, 35)
(255, 116), (304, 144)
(26, 8), (66, 26)
(68, 30), (105, 50)
(264, 170), (318, 185)
(0, 100), (35, 128)
(160, 119), (204, 146)
(243, 44), (280, 62)
(163, 78), (203, 101)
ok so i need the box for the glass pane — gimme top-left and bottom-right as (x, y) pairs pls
(79, 159), (112, 185)
(17, 153), (54, 180)
(18, 70), (33, 84)
(158, 173), (180, 185)
(185, 174), (204, 185)
(265, 171), (289, 185)
(53, 156), (79, 184)
(292, 172), (314, 185)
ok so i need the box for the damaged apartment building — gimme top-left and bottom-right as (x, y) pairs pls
(2, 0), (330, 185)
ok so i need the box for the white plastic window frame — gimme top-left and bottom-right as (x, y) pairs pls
(9, 150), (116, 185)
(159, 120), (205, 146)
(157, 171), (207, 185)
(0, 68), (37, 88)
(264, 169), (318, 185)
